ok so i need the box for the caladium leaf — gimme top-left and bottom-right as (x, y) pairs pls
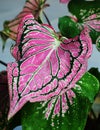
(83, 13), (100, 43)
(0, 0), (49, 44)
(7, 13), (92, 120)
(68, 0), (100, 22)
(58, 14), (100, 43)
(21, 72), (99, 130)
(0, 71), (9, 130)
(67, 0), (100, 43)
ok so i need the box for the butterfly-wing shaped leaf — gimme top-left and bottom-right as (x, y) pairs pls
(21, 72), (99, 130)
(7, 14), (92, 120)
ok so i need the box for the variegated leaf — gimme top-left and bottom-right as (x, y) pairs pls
(68, 0), (100, 42)
(83, 13), (100, 32)
(58, 13), (100, 43)
(68, 0), (100, 21)
(7, 14), (92, 120)
(79, 13), (100, 43)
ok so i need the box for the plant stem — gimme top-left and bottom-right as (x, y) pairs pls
(43, 11), (51, 26)
(0, 60), (7, 67)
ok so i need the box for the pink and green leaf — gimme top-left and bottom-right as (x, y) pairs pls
(58, 13), (100, 43)
(67, 0), (100, 43)
(68, 0), (100, 21)
(7, 13), (92, 120)
(83, 13), (100, 43)
(21, 72), (99, 130)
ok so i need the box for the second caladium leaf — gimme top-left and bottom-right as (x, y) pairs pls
(68, 0), (100, 22)
(83, 13), (100, 43)
(58, 13), (100, 43)
(67, 0), (100, 43)
(7, 13), (92, 120)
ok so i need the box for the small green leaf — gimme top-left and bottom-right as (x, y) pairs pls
(21, 72), (99, 130)
(58, 16), (81, 38)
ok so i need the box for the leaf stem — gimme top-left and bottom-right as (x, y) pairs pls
(43, 11), (51, 26)
(0, 60), (7, 67)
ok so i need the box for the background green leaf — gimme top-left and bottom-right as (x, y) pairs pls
(21, 72), (99, 130)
